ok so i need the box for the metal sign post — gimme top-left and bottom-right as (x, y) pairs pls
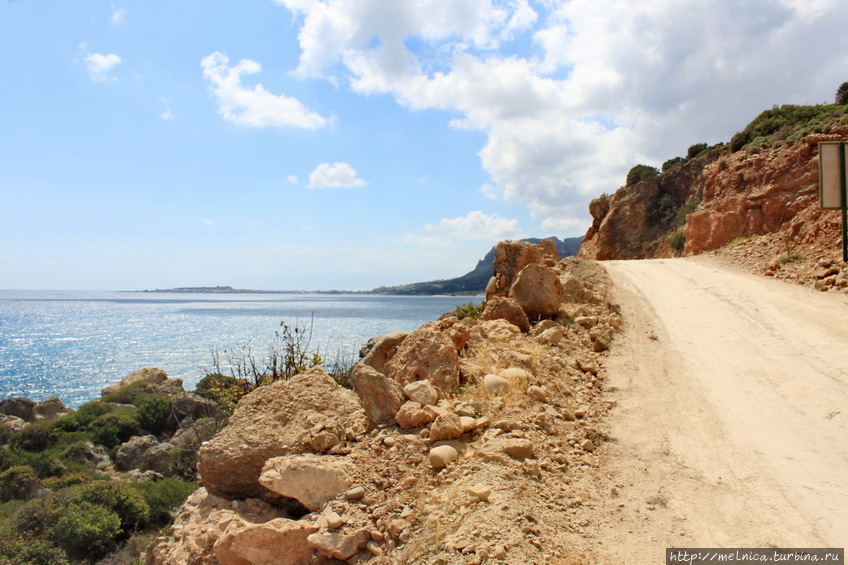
(817, 141), (848, 262)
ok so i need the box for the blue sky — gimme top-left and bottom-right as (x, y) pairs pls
(2, 0), (847, 291)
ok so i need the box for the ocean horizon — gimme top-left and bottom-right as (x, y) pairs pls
(0, 290), (481, 408)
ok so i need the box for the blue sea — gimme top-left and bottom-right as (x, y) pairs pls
(0, 291), (480, 408)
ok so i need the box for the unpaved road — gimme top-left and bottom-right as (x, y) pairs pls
(590, 257), (848, 562)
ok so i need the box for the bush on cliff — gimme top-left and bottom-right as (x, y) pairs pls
(626, 164), (660, 186)
(729, 103), (848, 152)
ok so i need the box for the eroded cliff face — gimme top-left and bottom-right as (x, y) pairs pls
(579, 127), (846, 263)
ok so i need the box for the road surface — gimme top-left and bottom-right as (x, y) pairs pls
(591, 257), (848, 562)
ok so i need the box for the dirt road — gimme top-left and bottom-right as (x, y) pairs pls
(590, 257), (848, 562)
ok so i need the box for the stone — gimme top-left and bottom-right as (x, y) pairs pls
(33, 397), (72, 422)
(508, 263), (565, 320)
(480, 437), (535, 461)
(429, 445), (459, 469)
(395, 401), (437, 429)
(384, 324), (461, 394)
(360, 330), (410, 374)
(483, 374), (511, 396)
(326, 511), (345, 529)
(167, 393), (221, 430)
(480, 296), (531, 333)
(429, 412), (464, 441)
(65, 441), (113, 471)
(527, 386), (548, 402)
(101, 367), (169, 400)
(486, 240), (560, 301)
(213, 518), (319, 565)
(307, 531), (367, 560)
(345, 486), (366, 501)
(351, 362), (404, 425)
(403, 380), (439, 406)
(197, 366), (368, 502)
(498, 368), (532, 389)
(459, 416), (477, 433)
(115, 435), (175, 474)
(0, 397), (36, 422)
(258, 454), (352, 512)
(468, 483), (492, 502)
(0, 414), (27, 433)
(536, 326), (564, 346)
(580, 439), (596, 452)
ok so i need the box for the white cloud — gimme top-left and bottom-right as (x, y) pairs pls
(425, 211), (527, 241)
(287, 175), (300, 185)
(79, 43), (121, 82)
(200, 51), (331, 129)
(111, 8), (126, 25)
(308, 162), (366, 189)
(275, 0), (848, 233)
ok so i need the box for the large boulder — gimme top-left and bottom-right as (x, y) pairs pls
(115, 435), (175, 475)
(0, 397), (36, 422)
(509, 263), (565, 320)
(384, 324), (460, 394)
(480, 296), (530, 332)
(258, 455), (353, 512)
(101, 367), (169, 400)
(167, 393), (221, 430)
(213, 517), (319, 565)
(359, 330), (410, 374)
(33, 397), (72, 422)
(351, 363), (403, 426)
(485, 239), (560, 301)
(196, 366), (368, 503)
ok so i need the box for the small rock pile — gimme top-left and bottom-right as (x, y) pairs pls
(145, 245), (621, 565)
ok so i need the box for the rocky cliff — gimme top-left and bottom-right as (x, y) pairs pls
(580, 106), (848, 280)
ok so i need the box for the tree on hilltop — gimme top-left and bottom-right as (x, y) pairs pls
(836, 82), (848, 105)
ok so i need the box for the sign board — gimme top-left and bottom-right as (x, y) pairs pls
(819, 141), (845, 209)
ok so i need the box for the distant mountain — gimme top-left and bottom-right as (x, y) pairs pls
(371, 236), (582, 295)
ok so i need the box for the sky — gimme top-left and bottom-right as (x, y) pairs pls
(2, 0), (847, 291)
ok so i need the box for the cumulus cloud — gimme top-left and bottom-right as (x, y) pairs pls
(79, 43), (121, 82)
(274, 0), (848, 232)
(111, 8), (126, 25)
(425, 211), (527, 241)
(200, 51), (331, 129)
(308, 162), (366, 188)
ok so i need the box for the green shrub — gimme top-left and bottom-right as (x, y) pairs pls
(101, 380), (154, 405)
(661, 156), (685, 172)
(89, 407), (140, 449)
(0, 533), (69, 565)
(836, 82), (848, 105)
(647, 194), (676, 227)
(9, 422), (56, 452)
(445, 301), (483, 320)
(71, 481), (150, 530)
(135, 395), (171, 436)
(675, 201), (699, 226)
(669, 231), (686, 252)
(52, 400), (113, 433)
(11, 494), (60, 536)
(43, 471), (91, 490)
(0, 465), (43, 502)
(48, 501), (121, 559)
(687, 143), (708, 159)
(131, 478), (195, 525)
(626, 164), (660, 186)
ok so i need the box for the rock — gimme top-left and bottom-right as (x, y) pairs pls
(197, 366), (368, 502)
(360, 330), (410, 374)
(508, 263), (565, 320)
(307, 531), (367, 560)
(351, 363), (404, 425)
(394, 401), (437, 429)
(580, 439), (596, 452)
(527, 386), (548, 402)
(0, 414), (27, 433)
(536, 326), (564, 346)
(325, 511), (345, 529)
(384, 324), (460, 394)
(0, 397), (36, 422)
(33, 397), (72, 422)
(213, 518), (319, 565)
(429, 445), (459, 469)
(473, 319), (522, 342)
(468, 483), (492, 502)
(429, 413), (464, 441)
(345, 486), (366, 501)
(486, 240), (560, 301)
(498, 368), (532, 389)
(101, 367), (169, 400)
(483, 374), (511, 396)
(403, 380), (439, 406)
(480, 296), (531, 333)
(459, 416), (477, 433)
(115, 435), (168, 472)
(480, 437), (535, 460)
(167, 393), (221, 430)
(258, 454), (352, 512)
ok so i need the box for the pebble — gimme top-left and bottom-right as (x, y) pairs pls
(468, 483), (492, 502)
(580, 439), (596, 452)
(366, 541), (384, 556)
(527, 385), (548, 402)
(326, 511), (344, 529)
(345, 486), (366, 500)
(493, 545), (507, 559)
(429, 445), (459, 469)
(483, 374), (511, 396)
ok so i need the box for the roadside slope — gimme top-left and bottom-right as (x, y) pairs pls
(591, 257), (848, 562)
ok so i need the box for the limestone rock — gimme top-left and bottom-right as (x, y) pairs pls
(384, 324), (460, 394)
(213, 518), (319, 565)
(429, 445), (459, 469)
(115, 435), (173, 474)
(508, 263), (565, 320)
(536, 326), (564, 346)
(360, 330), (410, 374)
(65, 441), (113, 471)
(197, 366), (367, 502)
(483, 374), (511, 396)
(351, 363), (403, 426)
(258, 454), (352, 511)
(307, 531), (367, 560)
(395, 401), (437, 429)
(486, 240), (560, 301)
(167, 393), (221, 430)
(101, 367), (169, 400)
(403, 380), (439, 406)
(429, 412), (464, 441)
(0, 397), (36, 422)
(0, 414), (27, 433)
(480, 296), (530, 332)
(33, 397), (72, 422)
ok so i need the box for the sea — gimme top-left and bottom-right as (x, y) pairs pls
(0, 291), (481, 408)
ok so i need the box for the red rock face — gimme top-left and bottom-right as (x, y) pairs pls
(580, 128), (848, 260)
